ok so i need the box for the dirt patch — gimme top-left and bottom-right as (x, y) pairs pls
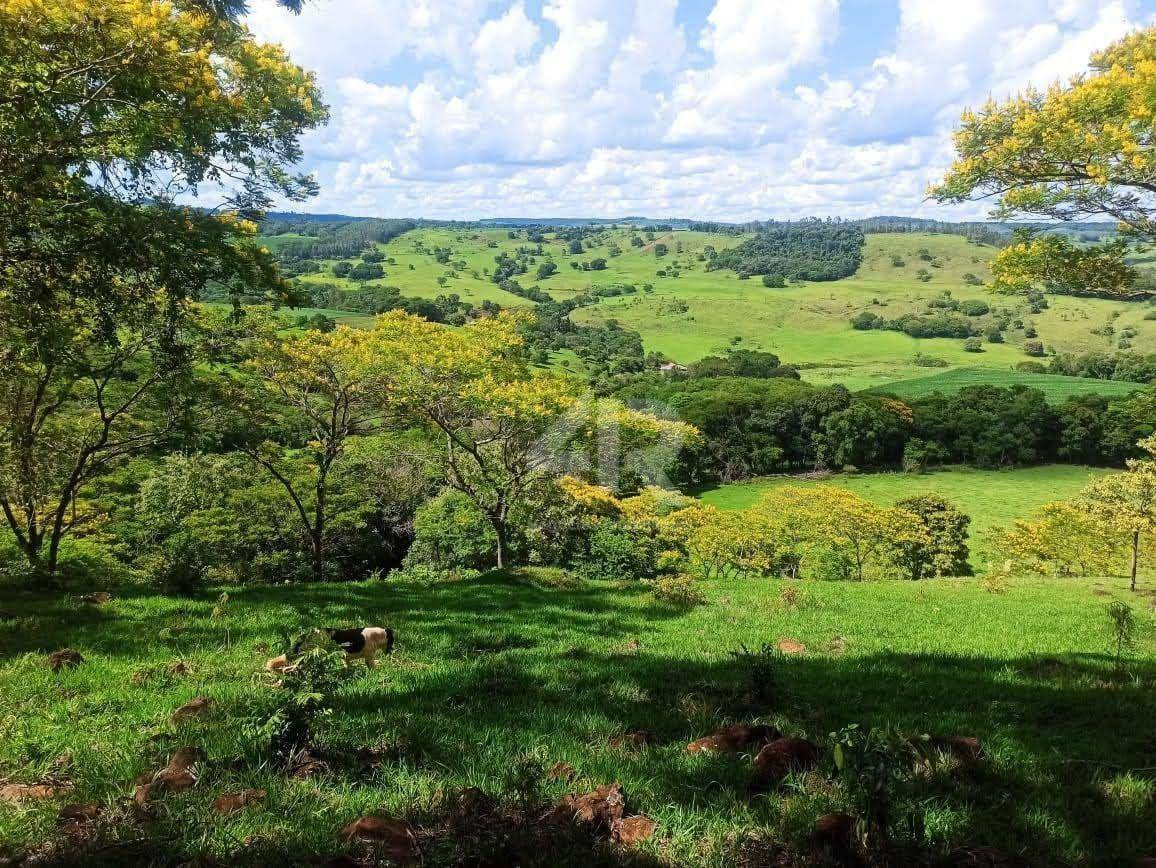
(611, 814), (655, 846)
(547, 761), (576, 783)
(0, 781), (72, 804)
(135, 746), (202, 805)
(80, 592), (111, 605)
(608, 730), (652, 752)
(555, 783), (625, 834)
(687, 723), (781, 754)
(212, 789), (266, 815)
(776, 638), (806, 654)
(48, 648), (84, 672)
(170, 696), (216, 724)
(340, 815), (417, 864)
(751, 738), (821, 792)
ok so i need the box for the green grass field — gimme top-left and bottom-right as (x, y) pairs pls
(269, 228), (1155, 391)
(697, 465), (1112, 568)
(862, 367), (1142, 401)
(1, 571), (1152, 866)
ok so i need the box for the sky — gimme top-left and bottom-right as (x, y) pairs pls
(244, 0), (1156, 222)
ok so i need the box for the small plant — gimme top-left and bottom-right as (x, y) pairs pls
(1107, 601), (1136, 670)
(728, 642), (780, 706)
(652, 573), (707, 607)
(830, 724), (925, 852)
(252, 631), (352, 767)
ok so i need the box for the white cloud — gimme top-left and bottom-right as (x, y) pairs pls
(243, 0), (1156, 221)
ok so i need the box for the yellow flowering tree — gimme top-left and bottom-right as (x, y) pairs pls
(930, 27), (1156, 300)
(997, 501), (1124, 578)
(236, 325), (395, 581)
(1077, 437), (1156, 590)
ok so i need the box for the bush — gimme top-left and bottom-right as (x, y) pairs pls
(958, 299), (990, 316)
(651, 573), (707, 607)
(851, 311), (883, 330)
(762, 273), (786, 288)
(962, 337), (984, 353)
(407, 491), (498, 570)
(984, 326), (1004, 343)
(1024, 339), (1046, 357)
(574, 521), (658, 580)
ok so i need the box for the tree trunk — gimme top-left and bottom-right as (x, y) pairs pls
(1130, 529), (1139, 592)
(494, 522), (506, 570)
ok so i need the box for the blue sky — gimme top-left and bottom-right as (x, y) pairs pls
(245, 0), (1156, 221)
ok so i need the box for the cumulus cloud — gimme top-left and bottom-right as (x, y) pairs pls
(243, 0), (1155, 220)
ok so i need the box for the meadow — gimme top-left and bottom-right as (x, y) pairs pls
(296, 227), (1155, 391)
(697, 465), (1112, 568)
(862, 366), (1142, 401)
(1, 570), (1152, 866)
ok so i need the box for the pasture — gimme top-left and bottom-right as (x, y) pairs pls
(862, 367), (1142, 401)
(291, 227), (1156, 390)
(1, 570), (1152, 866)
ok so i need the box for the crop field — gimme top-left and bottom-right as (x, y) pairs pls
(697, 465), (1112, 568)
(1, 570), (1152, 867)
(290, 228), (1155, 390)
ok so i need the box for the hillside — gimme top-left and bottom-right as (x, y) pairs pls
(863, 367), (1143, 401)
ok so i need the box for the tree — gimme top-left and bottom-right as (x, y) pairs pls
(537, 262), (558, 280)
(1078, 437), (1156, 590)
(998, 501), (1122, 578)
(892, 495), (971, 579)
(931, 28), (1156, 300)
(237, 326), (392, 581)
(0, 0), (324, 579)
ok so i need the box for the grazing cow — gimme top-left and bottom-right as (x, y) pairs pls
(265, 627), (394, 672)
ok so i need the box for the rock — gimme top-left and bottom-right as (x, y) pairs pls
(80, 592), (111, 605)
(212, 788), (266, 815)
(170, 696), (216, 724)
(612, 814), (656, 846)
(547, 761), (576, 783)
(776, 638), (806, 654)
(48, 648), (84, 672)
(139, 746), (203, 801)
(558, 783), (625, 833)
(751, 738), (820, 791)
(609, 730), (652, 751)
(0, 781), (71, 803)
(339, 815), (416, 864)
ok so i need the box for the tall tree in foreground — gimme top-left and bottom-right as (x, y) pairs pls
(930, 27), (1156, 300)
(0, 0), (326, 578)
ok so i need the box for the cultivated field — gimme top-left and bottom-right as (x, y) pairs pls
(1, 571), (1152, 866)
(862, 367), (1143, 401)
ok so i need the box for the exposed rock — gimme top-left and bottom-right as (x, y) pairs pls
(170, 696), (216, 724)
(48, 648), (84, 672)
(750, 738), (820, 791)
(136, 746), (203, 803)
(212, 788), (266, 815)
(612, 814), (656, 846)
(813, 812), (855, 846)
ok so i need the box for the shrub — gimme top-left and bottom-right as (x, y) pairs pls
(958, 299), (990, 316)
(575, 521), (658, 580)
(851, 311), (883, 330)
(651, 573), (707, 607)
(984, 326), (1004, 343)
(407, 491), (498, 570)
(962, 337), (984, 353)
(1023, 339), (1046, 357)
(762, 273), (786, 288)
(893, 495), (971, 579)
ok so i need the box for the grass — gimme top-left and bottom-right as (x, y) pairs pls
(697, 465), (1113, 568)
(0, 571), (1152, 866)
(861, 367), (1143, 401)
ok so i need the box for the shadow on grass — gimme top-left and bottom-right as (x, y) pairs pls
(1, 576), (1154, 866)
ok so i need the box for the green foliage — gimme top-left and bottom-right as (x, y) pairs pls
(651, 573), (707, 607)
(575, 521), (659, 581)
(1107, 601), (1137, 670)
(893, 495), (972, 579)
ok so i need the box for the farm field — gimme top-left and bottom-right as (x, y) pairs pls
(1, 571), (1152, 867)
(288, 227), (1156, 391)
(697, 465), (1112, 568)
(862, 366), (1143, 401)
